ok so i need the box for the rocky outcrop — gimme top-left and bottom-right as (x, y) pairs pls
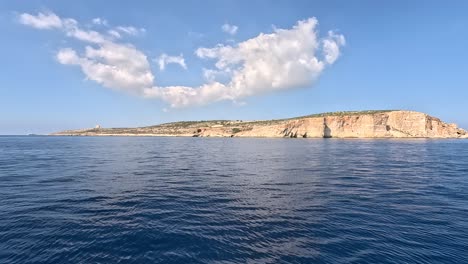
(233, 111), (466, 138)
(51, 110), (467, 138)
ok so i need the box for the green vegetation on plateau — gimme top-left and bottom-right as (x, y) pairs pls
(55, 110), (400, 135)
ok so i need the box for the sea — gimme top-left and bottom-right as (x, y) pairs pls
(1, 136), (467, 263)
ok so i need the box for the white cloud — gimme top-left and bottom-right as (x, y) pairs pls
(20, 11), (153, 94)
(56, 43), (154, 93)
(92, 18), (108, 26)
(203, 69), (220, 82)
(221, 23), (238, 35)
(146, 17), (344, 107)
(322, 30), (346, 64)
(66, 26), (107, 44)
(116, 26), (145, 36)
(19, 12), (62, 29)
(56, 48), (80, 64)
(19, 12), (146, 43)
(19, 12), (108, 43)
(144, 82), (232, 108)
(20, 12), (345, 108)
(157, 54), (187, 70)
(107, 29), (121, 39)
(202, 68), (231, 83)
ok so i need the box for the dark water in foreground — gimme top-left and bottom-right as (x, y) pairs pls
(1, 136), (467, 263)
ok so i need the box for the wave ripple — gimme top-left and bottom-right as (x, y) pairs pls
(1, 137), (468, 263)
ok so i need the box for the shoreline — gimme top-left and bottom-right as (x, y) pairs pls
(48, 134), (468, 139)
(50, 110), (468, 139)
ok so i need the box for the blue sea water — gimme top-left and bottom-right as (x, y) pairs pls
(0, 136), (467, 263)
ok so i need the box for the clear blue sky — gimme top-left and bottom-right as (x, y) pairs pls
(1, 0), (467, 134)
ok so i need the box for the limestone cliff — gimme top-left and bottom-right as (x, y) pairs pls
(52, 110), (467, 138)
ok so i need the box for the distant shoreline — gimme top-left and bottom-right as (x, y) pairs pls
(46, 135), (468, 140)
(51, 110), (467, 139)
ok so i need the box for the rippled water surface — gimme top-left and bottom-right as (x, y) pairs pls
(1, 136), (468, 263)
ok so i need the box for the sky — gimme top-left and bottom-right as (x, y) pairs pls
(0, 0), (467, 134)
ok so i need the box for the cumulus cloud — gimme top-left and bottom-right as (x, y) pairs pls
(144, 82), (232, 108)
(19, 12), (62, 29)
(323, 31), (346, 64)
(56, 48), (80, 64)
(19, 12), (108, 44)
(19, 11), (153, 94)
(66, 25), (108, 44)
(56, 43), (154, 93)
(19, 12), (345, 108)
(221, 23), (238, 35)
(203, 68), (225, 82)
(157, 54), (187, 70)
(145, 17), (345, 107)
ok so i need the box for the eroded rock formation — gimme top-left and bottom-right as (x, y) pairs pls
(52, 110), (467, 138)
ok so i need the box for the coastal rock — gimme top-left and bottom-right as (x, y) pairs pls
(51, 110), (467, 139)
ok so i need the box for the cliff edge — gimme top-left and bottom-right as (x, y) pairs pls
(51, 110), (467, 138)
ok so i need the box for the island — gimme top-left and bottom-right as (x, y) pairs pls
(51, 110), (467, 138)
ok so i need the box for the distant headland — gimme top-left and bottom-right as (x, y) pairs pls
(51, 110), (467, 139)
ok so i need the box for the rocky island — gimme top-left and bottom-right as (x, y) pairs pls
(52, 110), (467, 138)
